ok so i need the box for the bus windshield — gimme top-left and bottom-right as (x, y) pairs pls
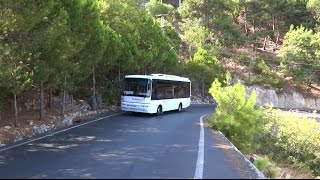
(122, 78), (151, 97)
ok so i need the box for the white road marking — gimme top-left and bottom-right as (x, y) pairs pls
(194, 114), (207, 179)
(0, 112), (124, 153)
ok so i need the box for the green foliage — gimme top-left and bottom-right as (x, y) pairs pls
(307, 0), (320, 30)
(100, 0), (179, 76)
(237, 53), (250, 66)
(278, 25), (320, 84)
(247, 56), (283, 89)
(247, 75), (283, 90)
(283, 0), (317, 29)
(182, 24), (219, 56)
(208, 78), (264, 154)
(0, 0), (182, 106)
(253, 156), (278, 180)
(145, 0), (175, 17)
(214, 16), (245, 46)
(265, 165), (277, 179)
(100, 80), (119, 105)
(261, 108), (320, 176)
(253, 59), (271, 75)
(254, 155), (270, 171)
(184, 48), (224, 95)
(181, 0), (244, 47)
(0, 42), (32, 96)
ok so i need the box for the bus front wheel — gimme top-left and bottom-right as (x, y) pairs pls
(157, 106), (162, 115)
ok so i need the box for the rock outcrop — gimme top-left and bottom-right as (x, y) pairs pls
(246, 85), (320, 111)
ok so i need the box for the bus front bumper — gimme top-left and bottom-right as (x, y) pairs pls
(121, 102), (153, 113)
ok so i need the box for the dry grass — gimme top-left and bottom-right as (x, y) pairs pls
(276, 166), (315, 179)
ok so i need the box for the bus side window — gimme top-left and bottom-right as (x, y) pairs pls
(157, 88), (164, 99)
(152, 88), (158, 100)
(175, 85), (182, 98)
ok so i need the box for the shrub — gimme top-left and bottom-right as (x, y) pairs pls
(238, 53), (249, 65)
(145, 0), (175, 17)
(254, 155), (277, 179)
(246, 56), (283, 90)
(265, 166), (277, 179)
(255, 156), (270, 171)
(253, 59), (272, 75)
(208, 77), (265, 154)
(247, 74), (283, 90)
(261, 108), (320, 176)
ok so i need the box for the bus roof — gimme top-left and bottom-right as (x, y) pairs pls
(124, 74), (191, 82)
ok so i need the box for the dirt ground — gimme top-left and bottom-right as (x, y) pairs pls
(248, 154), (316, 179)
(0, 105), (80, 145)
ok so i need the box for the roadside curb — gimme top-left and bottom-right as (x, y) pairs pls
(217, 131), (266, 179)
(0, 109), (123, 153)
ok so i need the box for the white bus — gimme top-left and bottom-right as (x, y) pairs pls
(121, 74), (191, 115)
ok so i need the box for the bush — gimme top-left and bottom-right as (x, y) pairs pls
(145, 0), (175, 17)
(208, 77), (265, 154)
(255, 156), (269, 171)
(261, 108), (320, 176)
(253, 59), (272, 75)
(247, 74), (283, 90)
(254, 155), (277, 179)
(246, 57), (283, 90)
(265, 165), (277, 179)
(238, 53), (249, 66)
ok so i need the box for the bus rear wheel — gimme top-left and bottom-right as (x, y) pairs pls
(177, 103), (182, 112)
(157, 106), (162, 115)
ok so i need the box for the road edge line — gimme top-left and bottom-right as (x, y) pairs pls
(194, 114), (207, 179)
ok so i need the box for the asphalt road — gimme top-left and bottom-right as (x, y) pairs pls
(0, 105), (263, 179)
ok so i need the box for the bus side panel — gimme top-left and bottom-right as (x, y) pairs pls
(162, 98), (190, 112)
(162, 99), (179, 112)
(182, 98), (191, 108)
(149, 100), (162, 114)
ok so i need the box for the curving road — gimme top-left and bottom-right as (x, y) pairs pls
(0, 105), (263, 179)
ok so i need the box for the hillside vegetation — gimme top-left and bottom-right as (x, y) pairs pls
(1, 0), (320, 126)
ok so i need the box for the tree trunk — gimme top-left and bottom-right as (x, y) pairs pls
(273, 34), (279, 51)
(252, 20), (255, 35)
(13, 92), (18, 127)
(272, 16), (275, 31)
(244, 6), (249, 36)
(244, 22), (249, 36)
(39, 82), (44, 120)
(49, 90), (53, 108)
(71, 95), (74, 112)
(118, 60), (121, 82)
(201, 76), (205, 102)
(92, 67), (97, 110)
(263, 36), (268, 50)
(61, 76), (66, 116)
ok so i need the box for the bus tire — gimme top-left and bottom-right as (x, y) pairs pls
(177, 103), (182, 112)
(157, 106), (162, 116)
